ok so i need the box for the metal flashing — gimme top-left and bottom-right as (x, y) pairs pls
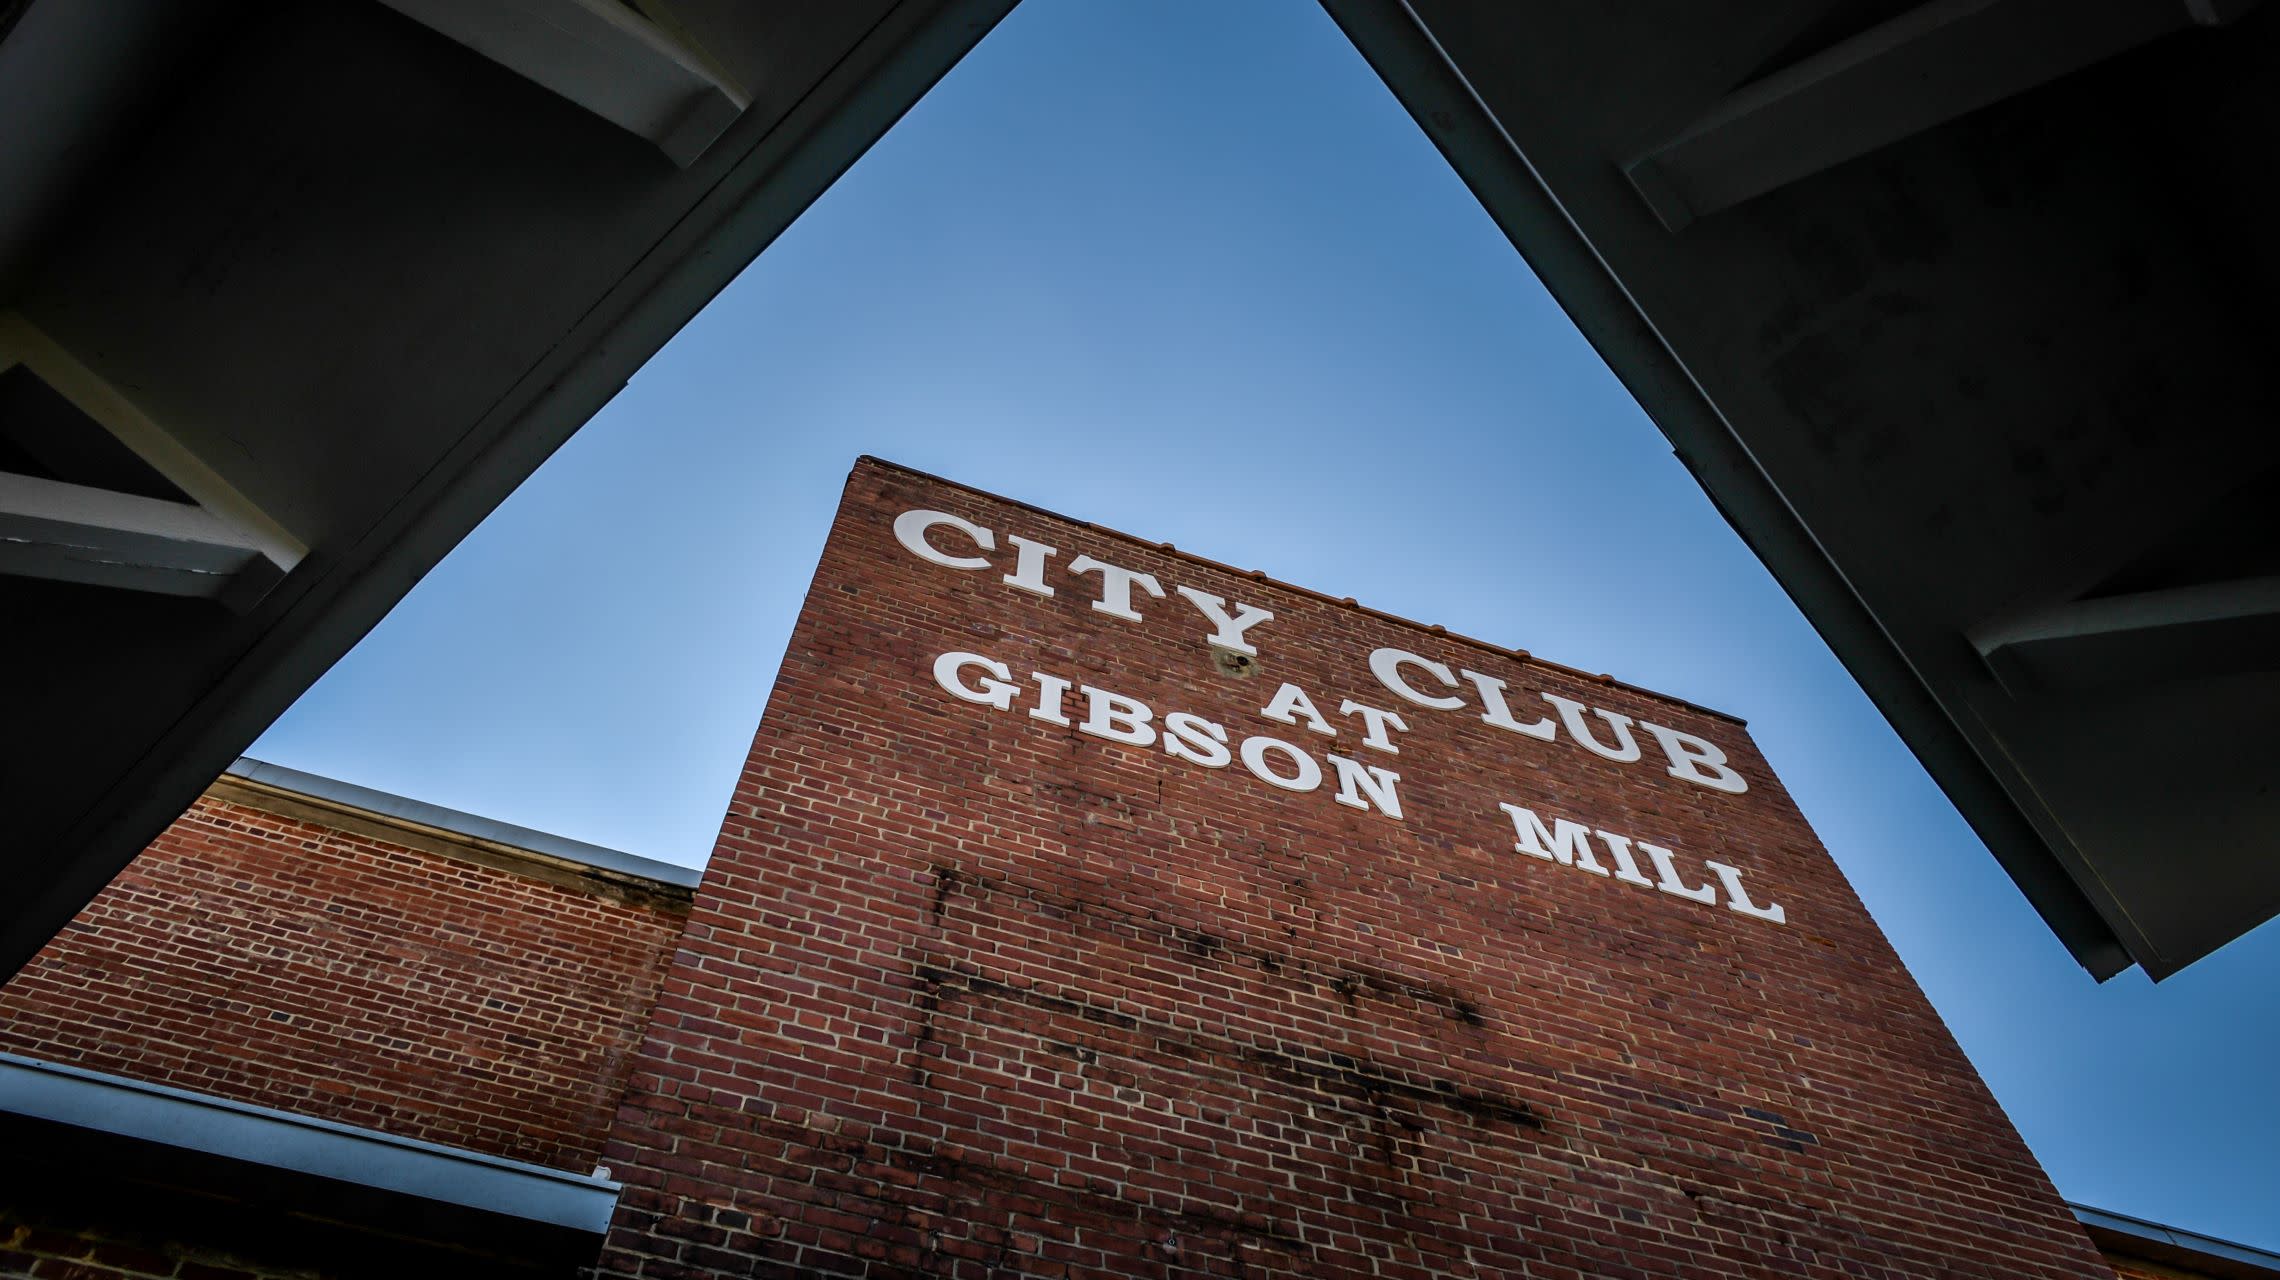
(0, 1052), (622, 1234)
(224, 757), (703, 890)
(2072, 1203), (2280, 1278)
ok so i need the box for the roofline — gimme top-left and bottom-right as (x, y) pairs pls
(0, 1051), (622, 1234)
(2072, 1203), (2280, 1278)
(854, 456), (1747, 728)
(222, 757), (704, 894)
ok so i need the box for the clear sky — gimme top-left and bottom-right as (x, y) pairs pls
(253, 0), (2278, 1252)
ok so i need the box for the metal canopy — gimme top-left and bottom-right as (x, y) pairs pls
(0, 0), (1013, 978)
(1325, 0), (2279, 979)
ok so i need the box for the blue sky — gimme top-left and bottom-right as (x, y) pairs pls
(254, 0), (2277, 1251)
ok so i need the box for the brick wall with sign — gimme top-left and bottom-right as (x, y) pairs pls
(593, 457), (2112, 1278)
(0, 785), (689, 1173)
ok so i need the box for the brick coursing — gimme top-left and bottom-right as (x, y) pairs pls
(0, 790), (685, 1172)
(591, 459), (2118, 1278)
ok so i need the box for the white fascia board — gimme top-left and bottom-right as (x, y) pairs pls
(378, 0), (748, 167)
(0, 471), (284, 605)
(0, 1052), (622, 1234)
(0, 312), (307, 575)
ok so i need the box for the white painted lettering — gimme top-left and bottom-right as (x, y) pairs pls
(1337, 700), (1408, 754)
(1369, 648), (1465, 710)
(894, 510), (993, 570)
(1542, 694), (1643, 763)
(1641, 842), (1717, 904)
(1261, 682), (1336, 736)
(1328, 755), (1404, 819)
(1704, 861), (1786, 924)
(1172, 586), (1274, 655)
(1593, 829), (1657, 888)
(1241, 736), (1321, 793)
(1003, 535), (1058, 597)
(1163, 712), (1232, 768)
(933, 651), (1017, 709)
(1067, 555), (1165, 622)
(1080, 686), (1155, 746)
(1641, 722), (1748, 795)
(1500, 803), (1609, 877)
(1463, 669), (1556, 741)
(1029, 671), (1071, 726)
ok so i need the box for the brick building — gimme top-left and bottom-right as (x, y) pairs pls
(2, 458), (2271, 1278)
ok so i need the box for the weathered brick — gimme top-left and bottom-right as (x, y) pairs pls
(0, 788), (686, 1172)
(592, 458), (2119, 1279)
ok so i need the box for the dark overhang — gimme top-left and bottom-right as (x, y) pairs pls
(0, 1052), (618, 1272)
(1323, 0), (2280, 979)
(0, 0), (1011, 978)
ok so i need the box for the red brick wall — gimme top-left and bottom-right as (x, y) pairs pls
(595, 458), (2114, 1278)
(0, 789), (686, 1172)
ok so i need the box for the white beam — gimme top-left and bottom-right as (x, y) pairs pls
(0, 472), (287, 608)
(1626, 0), (2254, 231)
(377, 0), (748, 167)
(1973, 574), (2280, 694)
(0, 313), (307, 575)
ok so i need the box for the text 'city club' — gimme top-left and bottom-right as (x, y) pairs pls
(895, 508), (1745, 797)
(895, 508), (1787, 927)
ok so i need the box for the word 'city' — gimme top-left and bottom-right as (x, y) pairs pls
(897, 508), (1787, 926)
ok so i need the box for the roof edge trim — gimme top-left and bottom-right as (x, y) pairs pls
(224, 757), (703, 892)
(2072, 1203), (2280, 1277)
(0, 1051), (622, 1234)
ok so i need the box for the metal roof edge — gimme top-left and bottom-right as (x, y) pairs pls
(2072, 1203), (2280, 1277)
(225, 757), (703, 891)
(0, 1051), (622, 1234)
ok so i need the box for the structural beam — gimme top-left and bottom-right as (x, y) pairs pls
(0, 472), (287, 608)
(1974, 575), (2280, 695)
(377, 0), (748, 167)
(1626, 0), (2255, 230)
(0, 312), (306, 609)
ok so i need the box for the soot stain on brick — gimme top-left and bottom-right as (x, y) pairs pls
(1236, 1045), (1541, 1133)
(1741, 1104), (1822, 1151)
(1172, 924), (1225, 960)
(927, 864), (962, 923)
(913, 960), (1141, 1032)
(943, 863), (1496, 1037)
(906, 929), (957, 1091)
(909, 957), (1545, 1146)
(870, 1134), (1309, 1259)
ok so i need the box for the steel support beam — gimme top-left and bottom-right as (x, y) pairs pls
(1975, 575), (2280, 695)
(377, 0), (748, 167)
(0, 472), (287, 608)
(1626, 0), (2255, 230)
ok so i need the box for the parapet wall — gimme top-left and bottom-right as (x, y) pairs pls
(0, 766), (690, 1172)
